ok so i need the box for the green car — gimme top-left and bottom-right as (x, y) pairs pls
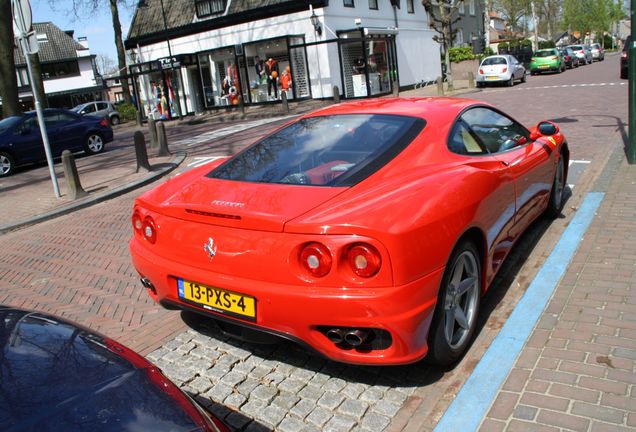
(530, 49), (565, 75)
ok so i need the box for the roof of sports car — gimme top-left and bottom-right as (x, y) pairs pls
(308, 97), (481, 120)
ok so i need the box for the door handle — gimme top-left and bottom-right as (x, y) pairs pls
(501, 160), (510, 166)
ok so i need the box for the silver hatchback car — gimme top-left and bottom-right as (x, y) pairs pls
(567, 45), (593, 65)
(590, 43), (605, 61)
(72, 101), (121, 125)
(476, 55), (526, 87)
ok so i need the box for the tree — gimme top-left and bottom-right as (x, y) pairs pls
(493, 0), (531, 33)
(0, 0), (21, 117)
(95, 52), (116, 75)
(49, 0), (132, 103)
(421, 0), (464, 91)
(536, 0), (562, 40)
(563, 0), (623, 43)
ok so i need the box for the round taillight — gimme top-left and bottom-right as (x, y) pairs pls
(142, 216), (157, 244)
(347, 243), (381, 278)
(132, 212), (143, 233)
(300, 242), (332, 277)
(479, 69), (484, 74)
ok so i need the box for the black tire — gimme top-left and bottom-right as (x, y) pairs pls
(0, 151), (15, 177)
(110, 115), (120, 125)
(476, 82), (483, 88)
(84, 133), (105, 155)
(508, 76), (514, 87)
(427, 240), (482, 366)
(521, 73), (526, 83)
(546, 153), (566, 218)
(621, 69), (628, 79)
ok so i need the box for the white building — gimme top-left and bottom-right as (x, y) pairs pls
(124, 0), (441, 118)
(13, 22), (104, 110)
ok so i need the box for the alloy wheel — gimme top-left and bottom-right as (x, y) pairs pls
(443, 250), (480, 350)
(0, 154), (13, 176)
(87, 135), (104, 153)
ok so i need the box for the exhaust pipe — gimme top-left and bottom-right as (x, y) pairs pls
(140, 277), (156, 294)
(344, 329), (369, 347)
(325, 328), (345, 344)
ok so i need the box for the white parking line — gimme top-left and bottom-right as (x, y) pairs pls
(569, 159), (591, 166)
(173, 115), (295, 147)
(187, 156), (225, 168)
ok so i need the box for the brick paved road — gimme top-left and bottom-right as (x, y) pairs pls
(0, 55), (628, 431)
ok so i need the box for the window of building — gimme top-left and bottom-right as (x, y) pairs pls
(369, 0), (378, 9)
(344, 0), (354, 7)
(16, 68), (29, 87)
(41, 61), (80, 79)
(458, 1), (465, 14)
(407, 0), (414, 13)
(195, 0), (226, 18)
(469, 0), (475, 15)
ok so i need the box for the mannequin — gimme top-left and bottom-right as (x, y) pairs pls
(280, 65), (292, 92)
(265, 57), (279, 98)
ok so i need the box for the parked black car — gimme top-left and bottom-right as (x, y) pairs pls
(0, 306), (229, 432)
(0, 108), (113, 177)
(559, 47), (580, 69)
(621, 36), (631, 79)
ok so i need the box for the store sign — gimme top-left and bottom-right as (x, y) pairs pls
(159, 57), (181, 69)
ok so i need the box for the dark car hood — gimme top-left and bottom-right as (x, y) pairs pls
(0, 306), (206, 432)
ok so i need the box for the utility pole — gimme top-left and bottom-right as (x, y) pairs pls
(628, 0), (636, 164)
(484, 0), (490, 49)
(531, 1), (539, 52)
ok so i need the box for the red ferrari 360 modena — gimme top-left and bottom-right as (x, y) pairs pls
(130, 98), (568, 366)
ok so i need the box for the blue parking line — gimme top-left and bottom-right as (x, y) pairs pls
(434, 192), (605, 432)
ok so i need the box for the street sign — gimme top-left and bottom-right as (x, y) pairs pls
(11, 0), (33, 37)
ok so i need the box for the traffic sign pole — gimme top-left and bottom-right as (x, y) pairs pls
(12, 0), (61, 198)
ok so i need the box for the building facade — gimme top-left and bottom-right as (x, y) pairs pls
(124, 0), (441, 118)
(13, 23), (105, 111)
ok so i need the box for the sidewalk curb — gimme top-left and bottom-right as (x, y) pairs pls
(0, 153), (186, 236)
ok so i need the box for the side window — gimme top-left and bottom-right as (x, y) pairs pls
(460, 108), (530, 154)
(97, 102), (108, 111)
(448, 121), (487, 155)
(14, 117), (37, 135)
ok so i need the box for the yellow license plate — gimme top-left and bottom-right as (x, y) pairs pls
(540, 65), (549, 68)
(178, 279), (256, 320)
(485, 76), (499, 81)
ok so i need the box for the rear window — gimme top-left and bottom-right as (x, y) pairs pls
(209, 114), (425, 186)
(535, 50), (557, 57)
(569, 45), (583, 51)
(481, 57), (507, 66)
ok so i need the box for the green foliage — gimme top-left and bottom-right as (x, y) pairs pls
(497, 42), (510, 53)
(115, 102), (137, 123)
(538, 40), (556, 49)
(448, 47), (476, 63)
(564, 0), (624, 35)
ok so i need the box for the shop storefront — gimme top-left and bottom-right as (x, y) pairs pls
(337, 29), (398, 99)
(129, 54), (197, 119)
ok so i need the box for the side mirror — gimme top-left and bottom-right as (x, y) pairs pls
(537, 121), (559, 136)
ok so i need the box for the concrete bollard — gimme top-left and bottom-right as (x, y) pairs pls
(156, 122), (171, 157)
(467, 71), (475, 88)
(61, 150), (87, 200)
(281, 91), (289, 113)
(436, 77), (444, 96)
(148, 118), (158, 148)
(238, 95), (246, 117)
(136, 110), (143, 127)
(333, 86), (340, 104)
(134, 131), (151, 173)
(392, 80), (399, 97)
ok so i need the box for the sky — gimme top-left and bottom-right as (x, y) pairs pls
(30, 0), (135, 70)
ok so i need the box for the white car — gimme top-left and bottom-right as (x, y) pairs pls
(590, 43), (605, 61)
(476, 55), (526, 88)
(567, 45), (593, 65)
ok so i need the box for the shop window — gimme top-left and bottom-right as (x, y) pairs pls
(195, 0), (226, 18)
(41, 61), (80, 79)
(369, 0), (378, 9)
(407, 0), (414, 13)
(344, 0), (354, 7)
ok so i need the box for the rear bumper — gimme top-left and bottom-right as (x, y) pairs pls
(130, 238), (442, 365)
(475, 73), (511, 83)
